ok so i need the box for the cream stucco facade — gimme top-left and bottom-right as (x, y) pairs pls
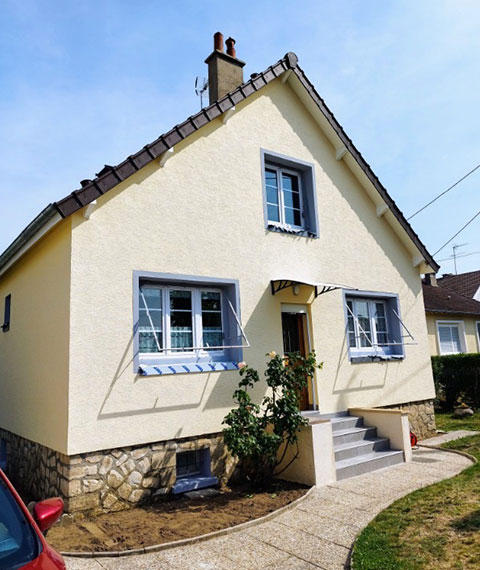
(0, 75), (436, 461)
(426, 312), (480, 356)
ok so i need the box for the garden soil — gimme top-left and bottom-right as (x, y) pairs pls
(47, 481), (308, 552)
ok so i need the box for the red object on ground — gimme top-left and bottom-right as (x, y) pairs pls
(410, 431), (418, 447)
(0, 469), (66, 569)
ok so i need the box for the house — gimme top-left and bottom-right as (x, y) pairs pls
(0, 33), (439, 513)
(437, 270), (480, 302)
(423, 273), (480, 355)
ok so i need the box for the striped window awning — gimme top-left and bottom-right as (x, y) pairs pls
(139, 361), (240, 376)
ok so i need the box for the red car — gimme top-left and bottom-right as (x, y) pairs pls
(0, 469), (65, 570)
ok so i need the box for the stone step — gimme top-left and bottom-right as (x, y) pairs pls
(334, 437), (390, 462)
(330, 416), (364, 432)
(332, 426), (378, 447)
(336, 449), (404, 481)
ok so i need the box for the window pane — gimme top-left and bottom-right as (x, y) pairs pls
(267, 204), (280, 222)
(170, 290), (191, 311)
(202, 312), (222, 328)
(281, 173), (299, 192)
(139, 309), (162, 329)
(285, 207), (302, 226)
(140, 287), (162, 309)
(451, 326), (461, 352)
(265, 169), (278, 188)
(139, 331), (162, 352)
(355, 301), (372, 347)
(203, 332), (223, 348)
(176, 450), (201, 478)
(266, 186), (279, 205)
(346, 301), (356, 348)
(201, 292), (221, 311)
(170, 290), (192, 350)
(283, 190), (300, 209)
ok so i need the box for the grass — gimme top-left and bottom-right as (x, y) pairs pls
(435, 410), (480, 433)
(351, 413), (480, 570)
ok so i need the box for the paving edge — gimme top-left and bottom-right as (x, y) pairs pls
(62, 485), (316, 558)
(418, 443), (478, 465)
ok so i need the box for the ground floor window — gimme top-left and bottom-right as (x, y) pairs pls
(437, 321), (465, 355)
(344, 292), (406, 361)
(133, 272), (247, 375)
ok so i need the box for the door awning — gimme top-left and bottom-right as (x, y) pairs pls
(270, 279), (358, 298)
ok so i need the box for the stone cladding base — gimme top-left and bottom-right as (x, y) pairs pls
(383, 399), (436, 440)
(0, 429), (235, 514)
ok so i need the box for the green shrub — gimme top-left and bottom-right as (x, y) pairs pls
(432, 353), (480, 408)
(222, 351), (322, 487)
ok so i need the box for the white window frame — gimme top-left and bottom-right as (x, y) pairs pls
(436, 320), (467, 355)
(477, 321), (480, 352)
(346, 298), (390, 355)
(139, 285), (225, 359)
(265, 164), (305, 231)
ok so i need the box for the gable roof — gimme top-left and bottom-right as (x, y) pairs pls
(423, 282), (480, 316)
(437, 270), (480, 299)
(0, 52), (439, 274)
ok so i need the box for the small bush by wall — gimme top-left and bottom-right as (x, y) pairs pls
(432, 354), (480, 409)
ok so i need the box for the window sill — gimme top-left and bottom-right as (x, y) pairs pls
(139, 361), (240, 376)
(267, 224), (317, 238)
(350, 355), (404, 364)
(172, 476), (218, 494)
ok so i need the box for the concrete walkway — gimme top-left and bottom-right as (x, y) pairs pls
(64, 445), (473, 570)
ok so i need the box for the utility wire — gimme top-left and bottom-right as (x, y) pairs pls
(433, 210), (480, 256)
(437, 251), (480, 262)
(408, 162), (480, 220)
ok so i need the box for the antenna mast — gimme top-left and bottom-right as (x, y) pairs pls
(452, 242), (468, 274)
(195, 77), (208, 110)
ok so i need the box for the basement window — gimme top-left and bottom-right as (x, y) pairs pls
(172, 448), (218, 494)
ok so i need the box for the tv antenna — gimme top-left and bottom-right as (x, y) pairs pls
(195, 76), (208, 110)
(452, 242), (468, 274)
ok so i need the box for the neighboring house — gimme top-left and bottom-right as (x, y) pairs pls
(0, 34), (438, 513)
(437, 270), (480, 302)
(423, 273), (480, 355)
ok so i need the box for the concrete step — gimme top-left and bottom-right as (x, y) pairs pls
(332, 426), (378, 447)
(334, 437), (390, 462)
(330, 416), (364, 432)
(336, 449), (404, 481)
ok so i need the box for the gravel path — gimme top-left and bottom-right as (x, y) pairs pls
(64, 444), (473, 570)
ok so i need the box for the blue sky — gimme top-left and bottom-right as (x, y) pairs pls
(0, 0), (479, 274)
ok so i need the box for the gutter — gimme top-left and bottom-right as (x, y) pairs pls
(0, 205), (62, 278)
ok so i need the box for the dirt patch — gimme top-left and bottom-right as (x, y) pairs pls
(47, 480), (308, 552)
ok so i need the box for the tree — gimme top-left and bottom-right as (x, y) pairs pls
(222, 351), (322, 487)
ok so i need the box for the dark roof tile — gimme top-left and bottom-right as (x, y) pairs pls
(423, 283), (480, 316)
(437, 271), (480, 299)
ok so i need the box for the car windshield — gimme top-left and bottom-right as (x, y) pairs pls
(0, 477), (40, 570)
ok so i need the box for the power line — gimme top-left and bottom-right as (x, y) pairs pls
(433, 210), (480, 256)
(408, 162), (480, 220)
(437, 251), (480, 262)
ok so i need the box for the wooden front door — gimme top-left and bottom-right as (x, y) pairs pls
(281, 312), (309, 410)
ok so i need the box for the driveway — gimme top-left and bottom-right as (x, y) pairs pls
(64, 443), (473, 570)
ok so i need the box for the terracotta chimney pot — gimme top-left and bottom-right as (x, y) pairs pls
(213, 32), (224, 52)
(226, 37), (236, 58)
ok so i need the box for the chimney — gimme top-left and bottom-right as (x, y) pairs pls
(205, 32), (245, 104)
(424, 273), (438, 287)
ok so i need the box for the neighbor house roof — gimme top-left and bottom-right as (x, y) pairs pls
(437, 270), (480, 299)
(423, 283), (480, 316)
(0, 52), (439, 274)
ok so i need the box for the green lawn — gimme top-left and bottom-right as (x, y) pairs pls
(435, 410), (480, 433)
(351, 414), (480, 570)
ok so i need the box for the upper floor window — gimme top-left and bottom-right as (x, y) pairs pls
(261, 150), (319, 238)
(265, 167), (304, 229)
